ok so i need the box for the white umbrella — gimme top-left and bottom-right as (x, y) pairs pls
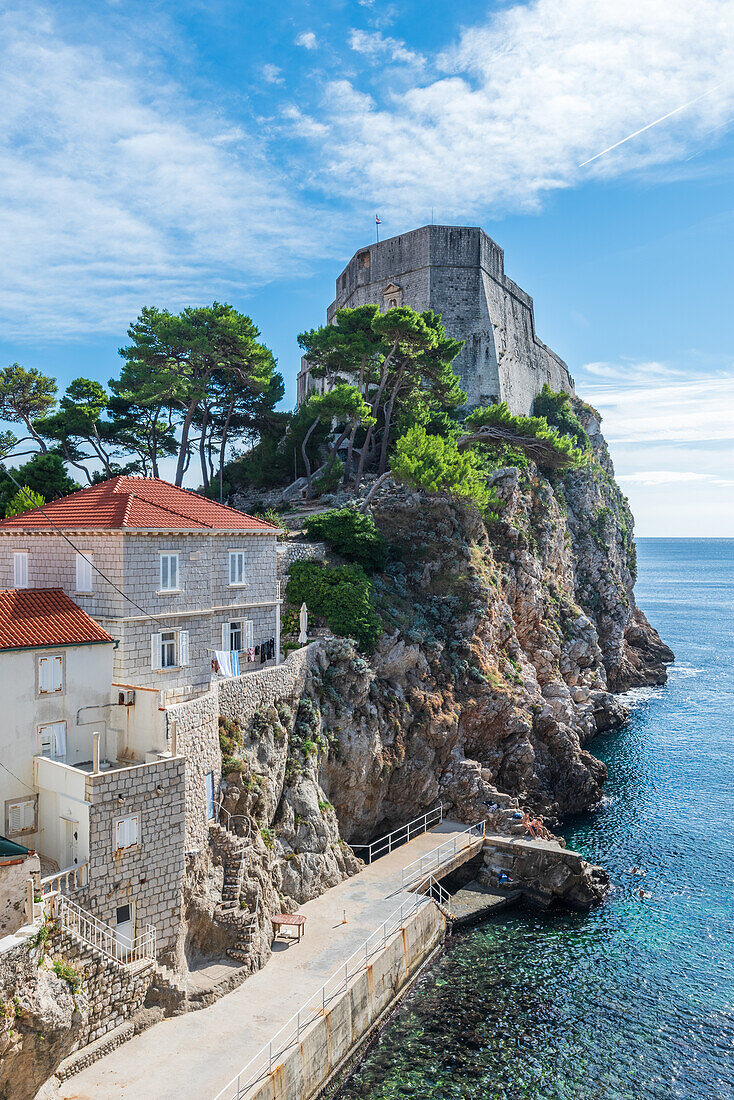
(298, 602), (308, 644)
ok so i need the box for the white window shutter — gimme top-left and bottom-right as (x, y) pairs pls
(76, 552), (93, 592)
(21, 801), (35, 830)
(244, 620), (254, 650)
(53, 722), (66, 760)
(221, 622), (229, 650)
(151, 633), (162, 671)
(13, 552), (28, 588)
(179, 630), (190, 667)
(38, 657), (49, 692)
(8, 804), (21, 833)
(52, 656), (63, 692)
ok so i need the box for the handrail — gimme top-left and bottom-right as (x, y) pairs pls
(217, 807), (253, 841)
(41, 861), (89, 900)
(212, 894), (431, 1100)
(351, 804), (444, 864)
(59, 894), (157, 966)
(422, 874), (453, 912)
(400, 820), (486, 889)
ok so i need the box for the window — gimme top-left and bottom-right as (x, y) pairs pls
(13, 551), (28, 589)
(6, 797), (36, 836)
(38, 721), (67, 761)
(159, 552), (179, 592)
(222, 620), (253, 652)
(151, 630), (189, 670)
(229, 550), (246, 586)
(38, 654), (64, 694)
(205, 771), (216, 821)
(358, 250), (370, 270)
(388, 299), (397, 309)
(115, 813), (140, 851)
(75, 551), (93, 593)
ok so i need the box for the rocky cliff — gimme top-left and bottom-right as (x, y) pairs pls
(185, 402), (671, 971)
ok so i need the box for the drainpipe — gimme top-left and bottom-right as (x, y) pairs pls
(92, 732), (100, 775)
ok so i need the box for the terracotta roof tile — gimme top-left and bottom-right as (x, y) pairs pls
(0, 589), (113, 651)
(0, 477), (276, 532)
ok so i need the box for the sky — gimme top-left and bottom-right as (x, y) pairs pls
(1, 0), (733, 536)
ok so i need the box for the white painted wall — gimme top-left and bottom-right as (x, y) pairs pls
(0, 641), (114, 863)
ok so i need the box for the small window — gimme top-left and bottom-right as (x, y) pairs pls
(228, 621), (242, 651)
(229, 550), (246, 586)
(75, 551), (93, 593)
(13, 551), (28, 589)
(160, 552), (179, 592)
(38, 721), (67, 761)
(151, 630), (189, 670)
(6, 797), (36, 836)
(115, 813), (140, 851)
(358, 250), (370, 270)
(38, 654), (64, 695)
(388, 299), (397, 309)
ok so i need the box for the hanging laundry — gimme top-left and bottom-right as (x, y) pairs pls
(248, 647), (256, 663)
(260, 646), (266, 664)
(231, 650), (240, 676)
(214, 650), (233, 677)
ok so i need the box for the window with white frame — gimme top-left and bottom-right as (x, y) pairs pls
(75, 551), (93, 593)
(37, 654), (64, 695)
(159, 552), (179, 592)
(222, 619), (253, 652)
(38, 721), (67, 761)
(115, 813), (140, 851)
(151, 629), (189, 670)
(229, 550), (246, 586)
(13, 551), (28, 589)
(6, 797), (37, 836)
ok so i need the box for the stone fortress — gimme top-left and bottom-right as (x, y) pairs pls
(297, 224), (575, 414)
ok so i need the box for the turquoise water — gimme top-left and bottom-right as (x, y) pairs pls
(337, 539), (734, 1100)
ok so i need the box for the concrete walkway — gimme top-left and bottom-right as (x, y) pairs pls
(60, 821), (476, 1100)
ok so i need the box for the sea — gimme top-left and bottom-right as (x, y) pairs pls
(336, 538), (734, 1100)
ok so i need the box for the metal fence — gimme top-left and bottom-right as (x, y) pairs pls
(351, 804), (444, 863)
(400, 819), (486, 889)
(60, 894), (156, 966)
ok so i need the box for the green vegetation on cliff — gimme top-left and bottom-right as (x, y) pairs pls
(285, 560), (382, 652)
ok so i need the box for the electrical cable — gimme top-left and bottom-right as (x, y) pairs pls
(0, 757), (37, 796)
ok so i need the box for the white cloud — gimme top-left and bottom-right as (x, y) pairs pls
(617, 471), (710, 486)
(261, 63), (283, 85)
(281, 105), (329, 139)
(349, 29), (424, 67)
(584, 373), (734, 444)
(312, 0), (734, 217)
(295, 31), (318, 50)
(581, 360), (686, 381)
(0, 8), (317, 336)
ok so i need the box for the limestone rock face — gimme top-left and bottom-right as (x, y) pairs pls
(0, 939), (83, 1100)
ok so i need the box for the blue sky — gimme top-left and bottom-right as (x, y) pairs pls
(1, 0), (733, 535)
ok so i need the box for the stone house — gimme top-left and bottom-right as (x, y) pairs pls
(0, 475), (282, 704)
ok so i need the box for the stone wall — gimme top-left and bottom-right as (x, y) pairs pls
(218, 641), (323, 730)
(166, 690), (221, 851)
(84, 757), (186, 954)
(277, 541), (327, 576)
(480, 834), (608, 909)
(299, 224), (573, 413)
(0, 853), (39, 935)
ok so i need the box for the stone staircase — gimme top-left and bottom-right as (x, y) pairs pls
(209, 821), (259, 964)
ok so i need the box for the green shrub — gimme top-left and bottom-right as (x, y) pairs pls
(5, 485), (45, 518)
(286, 560), (382, 652)
(312, 458), (344, 495)
(52, 959), (82, 993)
(391, 425), (501, 516)
(260, 826), (275, 850)
(303, 508), (387, 571)
(532, 385), (590, 450)
(252, 508), (289, 540)
(464, 402), (587, 469)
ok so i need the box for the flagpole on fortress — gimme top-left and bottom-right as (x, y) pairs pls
(375, 213), (381, 243)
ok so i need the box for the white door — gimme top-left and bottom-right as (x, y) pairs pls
(115, 903), (135, 960)
(63, 817), (78, 868)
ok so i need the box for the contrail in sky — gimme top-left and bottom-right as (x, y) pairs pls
(579, 83), (724, 167)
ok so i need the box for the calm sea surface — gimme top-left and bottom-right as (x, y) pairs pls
(337, 539), (734, 1100)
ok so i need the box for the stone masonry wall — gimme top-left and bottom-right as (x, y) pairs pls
(0, 854), (39, 935)
(84, 756), (185, 955)
(277, 541), (327, 576)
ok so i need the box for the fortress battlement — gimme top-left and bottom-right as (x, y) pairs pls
(298, 224), (574, 414)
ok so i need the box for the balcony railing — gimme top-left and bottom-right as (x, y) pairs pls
(41, 861), (89, 902)
(60, 894), (156, 966)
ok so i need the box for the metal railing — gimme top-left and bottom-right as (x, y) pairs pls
(400, 819), (486, 889)
(422, 874), (453, 912)
(59, 894), (156, 967)
(212, 894), (431, 1100)
(351, 804), (444, 864)
(216, 807), (253, 840)
(41, 861), (89, 900)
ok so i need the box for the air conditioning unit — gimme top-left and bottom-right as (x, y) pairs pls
(117, 690), (136, 707)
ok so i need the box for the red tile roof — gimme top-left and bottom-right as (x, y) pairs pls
(0, 589), (113, 651)
(0, 477), (277, 532)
